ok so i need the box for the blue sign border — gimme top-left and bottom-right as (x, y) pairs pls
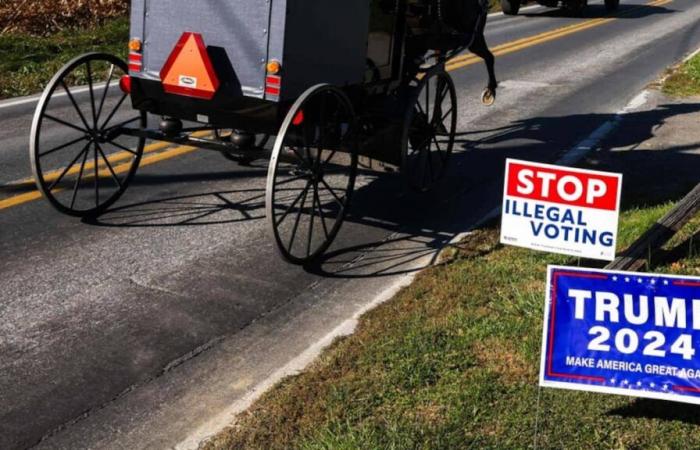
(540, 265), (700, 405)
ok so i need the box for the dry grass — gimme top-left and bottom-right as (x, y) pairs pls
(0, 0), (128, 35)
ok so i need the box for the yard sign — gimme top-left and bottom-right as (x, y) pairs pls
(500, 159), (622, 261)
(541, 266), (700, 405)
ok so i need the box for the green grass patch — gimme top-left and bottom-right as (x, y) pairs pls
(0, 17), (129, 99)
(662, 53), (700, 97)
(204, 199), (699, 450)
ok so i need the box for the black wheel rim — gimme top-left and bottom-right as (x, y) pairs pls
(402, 69), (457, 192)
(30, 53), (145, 216)
(267, 85), (358, 264)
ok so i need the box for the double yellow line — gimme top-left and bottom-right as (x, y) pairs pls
(446, 0), (673, 71)
(0, 0), (674, 212)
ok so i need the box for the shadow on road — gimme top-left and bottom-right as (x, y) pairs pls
(85, 101), (700, 278)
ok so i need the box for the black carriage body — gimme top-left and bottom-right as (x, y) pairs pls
(127, 0), (401, 131)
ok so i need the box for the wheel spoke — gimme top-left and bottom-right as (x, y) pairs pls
(47, 141), (91, 191)
(103, 116), (141, 134)
(287, 183), (310, 253)
(99, 93), (128, 130)
(314, 183), (330, 238)
(94, 143), (100, 207)
(441, 107), (454, 123)
(44, 113), (89, 134)
(105, 139), (139, 156)
(60, 81), (92, 132)
(96, 64), (115, 121)
(274, 173), (308, 187)
(276, 180), (311, 227)
(70, 145), (91, 209)
(96, 143), (122, 189)
(415, 100), (427, 120)
(306, 183), (317, 258)
(39, 135), (88, 158)
(425, 77), (431, 123)
(288, 146), (312, 169)
(322, 149), (337, 167)
(86, 61), (98, 127)
(319, 178), (345, 207)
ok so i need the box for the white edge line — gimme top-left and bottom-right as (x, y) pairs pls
(0, 83), (107, 110)
(175, 272), (417, 450)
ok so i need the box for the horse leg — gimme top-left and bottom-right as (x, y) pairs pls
(468, 32), (498, 105)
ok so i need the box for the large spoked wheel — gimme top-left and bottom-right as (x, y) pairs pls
(266, 84), (358, 265)
(30, 53), (146, 216)
(401, 66), (457, 192)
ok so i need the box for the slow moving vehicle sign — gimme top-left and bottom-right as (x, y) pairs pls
(540, 266), (700, 405)
(500, 159), (622, 261)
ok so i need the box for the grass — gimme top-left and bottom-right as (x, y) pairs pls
(204, 195), (699, 449)
(662, 52), (700, 97)
(0, 17), (128, 99)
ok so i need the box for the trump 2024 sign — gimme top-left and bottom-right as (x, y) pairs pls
(541, 266), (700, 405)
(501, 159), (622, 261)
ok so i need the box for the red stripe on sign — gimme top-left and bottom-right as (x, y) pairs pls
(266, 75), (281, 86)
(674, 280), (700, 287)
(506, 161), (620, 211)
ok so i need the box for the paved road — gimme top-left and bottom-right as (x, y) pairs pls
(1, 1), (699, 448)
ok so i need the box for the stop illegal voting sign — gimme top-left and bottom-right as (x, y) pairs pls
(500, 159), (622, 261)
(541, 266), (700, 405)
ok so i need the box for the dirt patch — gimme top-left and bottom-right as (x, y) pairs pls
(0, 0), (128, 35)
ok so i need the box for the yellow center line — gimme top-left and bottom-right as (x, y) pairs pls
(446, 0), (670, 71)
(5, 130), (209, 189)
(0, 144), (198, 210)
(0, 0), (674, 212)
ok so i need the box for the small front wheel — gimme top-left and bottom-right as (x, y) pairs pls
(500, 0), (521, 15)
(266, 85), (358, 264)
(30, 53), (145, 216)
(401, 66), (457, 192)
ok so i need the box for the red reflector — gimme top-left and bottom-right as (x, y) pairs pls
(160, 32), (220, 100)
(266, 75), (281, 86)
(119, 75), (132, 94)
(265, 86), (280, 96)
(292, 110), (304, 126)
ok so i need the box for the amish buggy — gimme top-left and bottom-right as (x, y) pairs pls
(29, 0), (498, 264)
(500, 0), (620, 15)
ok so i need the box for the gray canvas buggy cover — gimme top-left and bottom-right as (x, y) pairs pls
(129, 0), (370, 102)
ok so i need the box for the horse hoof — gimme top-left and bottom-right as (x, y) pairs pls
(481, 88), (496, 106)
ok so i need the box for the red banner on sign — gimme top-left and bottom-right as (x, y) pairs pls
(506, 161), (621, 211)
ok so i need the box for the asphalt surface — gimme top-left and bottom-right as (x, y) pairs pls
(1, 1), (700, 448)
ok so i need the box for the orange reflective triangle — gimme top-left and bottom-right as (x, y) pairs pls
(160, 32), (220, 100)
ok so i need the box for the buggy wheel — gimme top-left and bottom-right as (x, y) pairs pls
(30, 53), (146, 217)
(402, 66), (457, 192)
(500, 0), (521, 15)
(604, 0), (619, 11)
(266, 84), (358, 264)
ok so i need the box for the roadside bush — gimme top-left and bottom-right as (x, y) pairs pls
(0, 0), (128, 35)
